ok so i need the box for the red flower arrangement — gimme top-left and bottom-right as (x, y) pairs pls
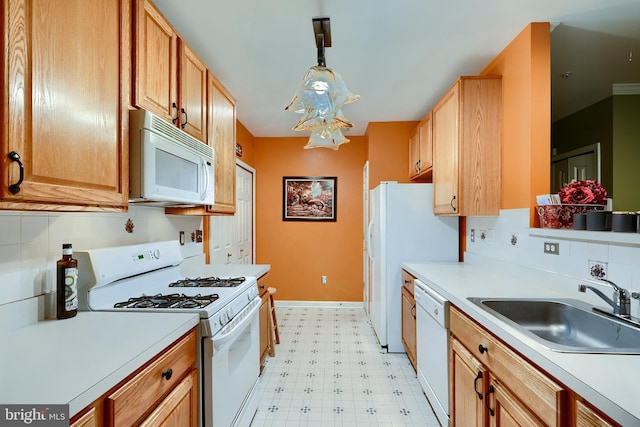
(558, 180), (607, 205)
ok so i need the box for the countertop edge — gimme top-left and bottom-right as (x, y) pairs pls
(401, 261), (638, 426)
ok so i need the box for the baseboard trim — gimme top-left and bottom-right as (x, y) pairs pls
(274, 300), (364, 309)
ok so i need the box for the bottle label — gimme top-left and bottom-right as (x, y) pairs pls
(65, 267), (78, 311)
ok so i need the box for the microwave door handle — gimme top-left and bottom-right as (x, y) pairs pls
(201, 157), (211, 201)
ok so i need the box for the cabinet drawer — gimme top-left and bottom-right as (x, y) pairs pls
(106, 330), (197, 426)
(401, 269), (415, 295)
(450, 306), (565, 426)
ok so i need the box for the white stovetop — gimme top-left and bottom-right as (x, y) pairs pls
(402, 256), (640, 426)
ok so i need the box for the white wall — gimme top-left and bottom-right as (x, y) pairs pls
(0, 206), (203, 327)
(466, 208), (640, 315)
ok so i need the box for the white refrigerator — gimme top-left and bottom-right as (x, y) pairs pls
(367, 182), (458, 352)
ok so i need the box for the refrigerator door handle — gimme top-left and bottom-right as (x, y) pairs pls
(367, 221), (375, 260)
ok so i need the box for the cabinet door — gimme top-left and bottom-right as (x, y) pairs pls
(401, 286), (417, 371)
(259, 291), (270, 368)
(70, 407), (97, 427)
(574, 399), (616, 427)
(179, 42), (208, 142)
(134, 0), (178, 122)
(3, 0), (129, 209)
(207, 72), (237, 214)
(139, 369), (198, 427)
(418, 112), (433, 173)
(450, 338), (487, 427)
(408, 125), (420, 178)
(488, 378), (545, 427)
(432, 83), (460, 215)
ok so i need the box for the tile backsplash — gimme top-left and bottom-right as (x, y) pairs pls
(0, 206), (203, 324)
(466, 208), (640, 315)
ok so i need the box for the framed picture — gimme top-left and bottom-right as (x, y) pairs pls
(283, 176), (337, 222)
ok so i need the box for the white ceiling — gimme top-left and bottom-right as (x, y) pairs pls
(152, 0), (640, 137)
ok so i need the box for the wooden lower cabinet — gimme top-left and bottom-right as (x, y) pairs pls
(401, 272), (417, 371)
(70, 407), (98, 427)
(70, 329), (198, 427)
(573, 398), (617, 427)
(450, 306), (564, 426)
(258, 273), (271, 370)
(450, 306), (623, 426)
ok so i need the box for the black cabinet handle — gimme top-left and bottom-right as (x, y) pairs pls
(485, 385), (495, 416)
(450, 195), (457, 211)
(411, 304), (416, 319)
(180, 108), (188, 129)
(8, 151), (24, 194)
(161, 368), (173, 380)
(171, 102), (179, 124)
(473, 371), (483, 400)
(479, 344), (488, 354)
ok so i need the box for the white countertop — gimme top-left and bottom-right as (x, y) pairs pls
(0, 311), (200, 417)
(401, 259), (640, 426)
(180, 263), (271, 279)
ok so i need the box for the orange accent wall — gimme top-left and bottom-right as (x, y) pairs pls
(481, 23), (550, 225)
(254, 136), (366, 301)
(365, 121), (418, 188)
(236, 120), (255, 166)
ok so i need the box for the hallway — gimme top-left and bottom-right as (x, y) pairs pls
(251, 306), (440, 426)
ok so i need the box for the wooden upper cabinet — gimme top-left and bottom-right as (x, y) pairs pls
(2, 0), (130, 210)
(409, 112), (433, 181)
(432, 76), (501, 216)
(207, 72), (237, 214)
(180, 43), (208, 143)
(133, 0), (207, 143)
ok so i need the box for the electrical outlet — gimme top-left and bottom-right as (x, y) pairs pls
(470, 229), (475, 243)
(321, 275), (327, 285)
(543, 242), (559, 255)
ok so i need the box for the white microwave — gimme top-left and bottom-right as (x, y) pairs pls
(129, 109), (214, 206)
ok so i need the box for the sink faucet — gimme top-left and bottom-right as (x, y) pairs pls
(578, 279), (631, 316)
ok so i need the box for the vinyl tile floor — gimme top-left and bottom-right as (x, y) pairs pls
(250, 306), (441, 427)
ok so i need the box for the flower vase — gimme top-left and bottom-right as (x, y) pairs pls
(537, 204), (605, 229)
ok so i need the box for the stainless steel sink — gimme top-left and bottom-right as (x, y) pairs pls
(467, 297), (640, 354)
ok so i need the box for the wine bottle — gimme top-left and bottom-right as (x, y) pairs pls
(56, 243), (78, 319)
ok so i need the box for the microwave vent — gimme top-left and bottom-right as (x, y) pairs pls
(149, 114), (213, 158)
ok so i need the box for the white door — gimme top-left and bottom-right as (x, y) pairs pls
(363, 161), (370, 314)
(551, 143), (601, 192)
(210, 161), (255, 264)
(235, 163), (254, 264)
(210, 215), (234, 265)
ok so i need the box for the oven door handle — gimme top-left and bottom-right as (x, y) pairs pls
(213, 297), (261, 352)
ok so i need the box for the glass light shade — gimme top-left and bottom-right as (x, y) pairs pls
(303, 127), (350, 150)
(292, 107), (353, 132)
(285, 66), (359, 115)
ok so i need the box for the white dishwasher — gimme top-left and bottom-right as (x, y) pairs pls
(414, 279), (450, 427)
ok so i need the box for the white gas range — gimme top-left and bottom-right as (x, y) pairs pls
(76, 240), (260, 427)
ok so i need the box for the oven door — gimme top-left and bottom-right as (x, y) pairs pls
(203, 297), (261, 427)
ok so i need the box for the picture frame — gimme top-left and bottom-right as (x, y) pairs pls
(283, 176), (337, 222)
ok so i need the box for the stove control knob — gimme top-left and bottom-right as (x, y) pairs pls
(153, 249), (161, 259)
(227, 306), (235, 320)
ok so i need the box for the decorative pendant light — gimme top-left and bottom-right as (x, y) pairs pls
(285, 17), (359, 150)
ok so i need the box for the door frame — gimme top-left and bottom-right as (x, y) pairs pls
(236, 158), (256, 263)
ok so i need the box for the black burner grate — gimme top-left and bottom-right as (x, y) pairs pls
(113, 293), (219, 309)
(169, 276), (246, 288)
